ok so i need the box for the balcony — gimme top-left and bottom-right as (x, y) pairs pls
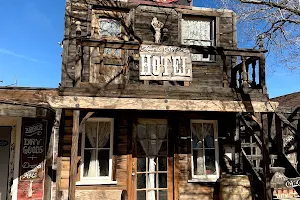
(61, 38), (268, 101)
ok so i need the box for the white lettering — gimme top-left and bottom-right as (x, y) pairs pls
(23, 146), (43, 154)
(152, 56), (160, 76)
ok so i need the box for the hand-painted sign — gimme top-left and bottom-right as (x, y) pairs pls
(139, 45), (192, 81)
(19, 120), (47, 181)
(286, 178), (300, 188)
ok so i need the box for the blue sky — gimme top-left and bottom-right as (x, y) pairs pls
(0, 0), (299, 98)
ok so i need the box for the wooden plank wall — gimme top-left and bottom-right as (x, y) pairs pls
(57, 109), (129, 199)
(61, 0), (237, 89)
(57, 109), (237, 199)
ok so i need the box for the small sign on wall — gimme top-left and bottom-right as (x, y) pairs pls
(139, 45), (192, 81)
(19, 120), (47, 181)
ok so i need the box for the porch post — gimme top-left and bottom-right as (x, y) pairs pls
(261, 113), (272, 200)
(68, 110), (80, 200)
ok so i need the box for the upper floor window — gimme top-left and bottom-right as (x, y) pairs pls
(99, 18), (121, 39)
(80, 118), (114, 184)
(190, 120), (219, 181)
(181, 16), (215, 62)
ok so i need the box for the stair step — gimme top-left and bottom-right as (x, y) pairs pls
(254, 167), (286, 173)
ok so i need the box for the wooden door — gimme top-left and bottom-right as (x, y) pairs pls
(132, 119), (173, 200)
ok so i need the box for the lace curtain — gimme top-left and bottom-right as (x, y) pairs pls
(191, 123), (214, 175)
(84, 121), (110, 177)
(137, 124), (167, 200)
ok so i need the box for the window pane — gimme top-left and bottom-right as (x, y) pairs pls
(205, 148), (216, 175)
(158, 173), (167, 188)
(137, 157), (146, 172)
(137, 173), (146, 189)
(137, 191), (146, 200)
(193, 149), (205, 175)
(97, 122), (111, 148)
(203, 123), (214, 148)
(191, 123), (203, 148)
(83, 149), (97, 177)
(147, 190), (157, 200)
(98, 150), (109, 176)
(182, 19), (212, 45)
(137, 140), (147, 156)
(158, 157), (167, 171)
(148, 158), (157, 173)
(147, 173), (156, 189)
(159, 190), (168, 200)
(85, 122), (98, 148)
(99, 19), (121, 37)
(158, 141), (167, 156)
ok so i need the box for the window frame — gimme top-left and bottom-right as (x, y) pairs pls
(190, 120), (219, 182)
(78, 118), (114, 184)
(181, 16), (216, 62)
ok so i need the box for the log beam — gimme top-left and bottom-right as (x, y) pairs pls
(47, 96), (278, 113)
(68, 110), (80, 200)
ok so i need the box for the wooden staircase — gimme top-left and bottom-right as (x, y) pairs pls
(238, 111), (300, 199)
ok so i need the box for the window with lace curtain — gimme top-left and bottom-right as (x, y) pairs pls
(80, 118), (114, 184)
(181, 16), (215, 62)
(190, 120), (219, 181)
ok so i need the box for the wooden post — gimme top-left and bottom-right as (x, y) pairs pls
(275, 115), (283, 154)
(251, 60), (256, 87)
(261, 113), (272, 200)
(235, 113), (241, 171)
(68, 110), (80, 200)
(222, 55), (229, 88)
(259, 54), (266, 93)
(241, 56), (248, 88)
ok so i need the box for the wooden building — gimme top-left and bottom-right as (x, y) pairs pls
(0, 87), (57, 200)
(45, 0), (300, 200)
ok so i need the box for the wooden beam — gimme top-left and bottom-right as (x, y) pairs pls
(79, 112), (94, 132)
(47, 96), (279, 113)
(261, 113), (272, 200)
(68, 110), (80, 200)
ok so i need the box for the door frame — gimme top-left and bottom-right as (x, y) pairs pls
(130, 118), (173, 200)
(0, 117), (22, 200)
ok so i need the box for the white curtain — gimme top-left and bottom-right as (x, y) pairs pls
(85, 121), (110, 177)
(191, 123), (214, 175)
(137, 124), (167, 200)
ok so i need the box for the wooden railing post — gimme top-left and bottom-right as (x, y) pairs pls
(68, 110), (80, 200)
(251, 60), (257, 87)
(222, 55), (229, 88)
(259, 53), (266, 93)
(261, 113), (272, 200)
(241, 56), (248, 88)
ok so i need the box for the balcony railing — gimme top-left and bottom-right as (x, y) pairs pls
(68, 36), (267, 94)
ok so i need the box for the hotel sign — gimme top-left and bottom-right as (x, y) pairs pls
(139, 45), (192, 81)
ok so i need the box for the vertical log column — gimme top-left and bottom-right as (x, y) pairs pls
(259, 53), (267, 94)
(68, 110), (80, 200)
(261, 113), (272, 200)
(222, 55), (229, 88)
(275, 115), (283, 154)
(241, 56), (248, 88)
(251, 61), (257, 87)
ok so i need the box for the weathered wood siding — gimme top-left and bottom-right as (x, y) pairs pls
(57, 109), (129, 199)
(61, 0), (236, 89)
(57, 109), (237, 199)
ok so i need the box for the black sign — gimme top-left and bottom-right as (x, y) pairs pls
(19, 120), (47, 181)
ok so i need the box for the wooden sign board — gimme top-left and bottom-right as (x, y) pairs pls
(19, 120), (47, 181)
(139, 45), (192, 81)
